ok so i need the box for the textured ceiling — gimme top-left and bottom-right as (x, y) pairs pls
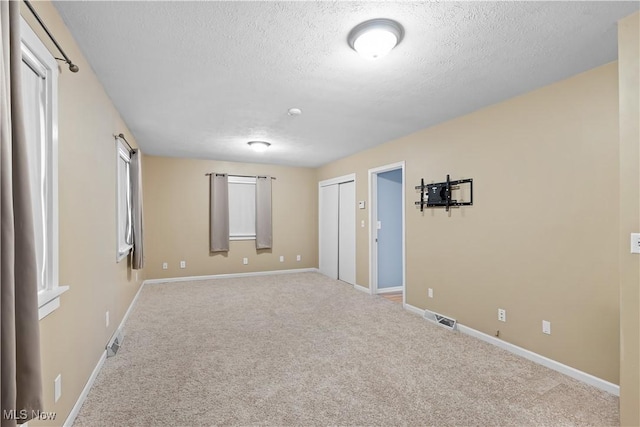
(54, 1), (639, 168)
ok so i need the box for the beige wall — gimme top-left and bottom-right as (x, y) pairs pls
(318, 63), (621, 384)
(143, 156), (318, 279)
(20, 2), (145, 425)
(618, 11), (640, 427)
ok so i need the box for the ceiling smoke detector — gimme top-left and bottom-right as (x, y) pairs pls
(348, 18), (404, 60)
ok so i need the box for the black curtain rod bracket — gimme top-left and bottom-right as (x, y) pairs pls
(23, 0), (79, 73)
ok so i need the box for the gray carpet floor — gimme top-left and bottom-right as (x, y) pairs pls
(74, 272), (618, 426)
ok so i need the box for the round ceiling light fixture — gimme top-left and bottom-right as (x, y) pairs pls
(247, 140), (271, 152)
(288, 107), (302, 116)
(348, 18), (404, 60)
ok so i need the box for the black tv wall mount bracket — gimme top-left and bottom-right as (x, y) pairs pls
(415, 174), (473, 212)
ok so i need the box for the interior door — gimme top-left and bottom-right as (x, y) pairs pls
(376, 169), (403, 289)
(338, 181), (356, 285)
(319, 184), (339, 279)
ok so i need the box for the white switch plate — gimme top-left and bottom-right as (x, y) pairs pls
(162, 262), (168, 270)
(54, 374), (62, 402)
(428, 288), (433, 298)
(542, 320), (551, 334)
(180, 260), (186, 269)
(279, 256), (284, 262)
(498, 308), (506, 322)
(631, 233), (640, 253)
(105, 311), (109, 327)
(358, 201), (366, 209)
(296, 255), (301, 261)
(377, 221), (382, 230)
(243, 258), (248, 265)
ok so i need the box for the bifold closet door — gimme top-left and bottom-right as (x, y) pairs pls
(319, 184), (339, 279)
(338, 181), (355, 285)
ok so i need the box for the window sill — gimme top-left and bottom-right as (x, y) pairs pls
(230, 236), (256, 241)
(38, 286), (69, 320)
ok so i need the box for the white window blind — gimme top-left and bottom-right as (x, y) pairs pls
(228, 176), (256, 240)
(116, 141), (133, 260)
(20, 16), (68, 319)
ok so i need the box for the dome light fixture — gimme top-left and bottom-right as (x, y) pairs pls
(348, 18), (404, 60)
(248, 140), (271, 152)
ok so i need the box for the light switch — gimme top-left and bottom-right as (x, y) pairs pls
(377, 221), (382, 230)
(358, 201), (366, 209)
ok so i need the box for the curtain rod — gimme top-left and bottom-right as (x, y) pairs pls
(23, 0), (79, 73)
(205, 173), (276, 180)
(114, 133), (134, 152)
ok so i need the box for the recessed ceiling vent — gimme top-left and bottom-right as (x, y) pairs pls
(424, 309), (457, 331)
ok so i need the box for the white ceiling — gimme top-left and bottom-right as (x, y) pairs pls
(54, 1), (639, 168)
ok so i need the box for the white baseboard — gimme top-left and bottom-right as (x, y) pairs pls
(353, 283), (372, 294)
(144, 267), (319, 285)
(63, 350), (107, 427)
(404, 303), (425, 316)
(107, 280), (146, 348)
(403, 304), (619, 396)
(65, 280), (146, 426)
(376, 286), (403, 294)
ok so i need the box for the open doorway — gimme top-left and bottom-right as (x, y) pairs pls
(369, 162), (405, 304)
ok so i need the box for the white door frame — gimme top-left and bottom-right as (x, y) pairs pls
(369, 162), (406, 304)
(318, 173), (356, 282)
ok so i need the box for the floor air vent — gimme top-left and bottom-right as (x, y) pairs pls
(106, 330), (124, 357)
(424, 310), (457, 331)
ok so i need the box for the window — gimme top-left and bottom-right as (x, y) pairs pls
(20, 17), (67, 319)
(116, 139), (133, 261)
(228, 176), (256, 240)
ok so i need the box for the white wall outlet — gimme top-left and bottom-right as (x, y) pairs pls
(361, 220), (365, 228)
(54, 374), (62, 402)
(296, 255), (301, 262)
(279, 255), (284, 262)
(162, 262), (168, 270)
(428, 288), (433, 298)
(105, 311), (109, 327)
(542, 320), (551, 334)
(498, 308), (506, 322)
(180, 260), (186, 269)
(243, 257), (248, 265)
(631, 233), (640, 253)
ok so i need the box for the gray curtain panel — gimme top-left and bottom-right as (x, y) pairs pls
(130, 149), (144, 270)
(1, 2), (44, 426)
(255, 176), (272, 249)
(210, 174), (229, 252)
